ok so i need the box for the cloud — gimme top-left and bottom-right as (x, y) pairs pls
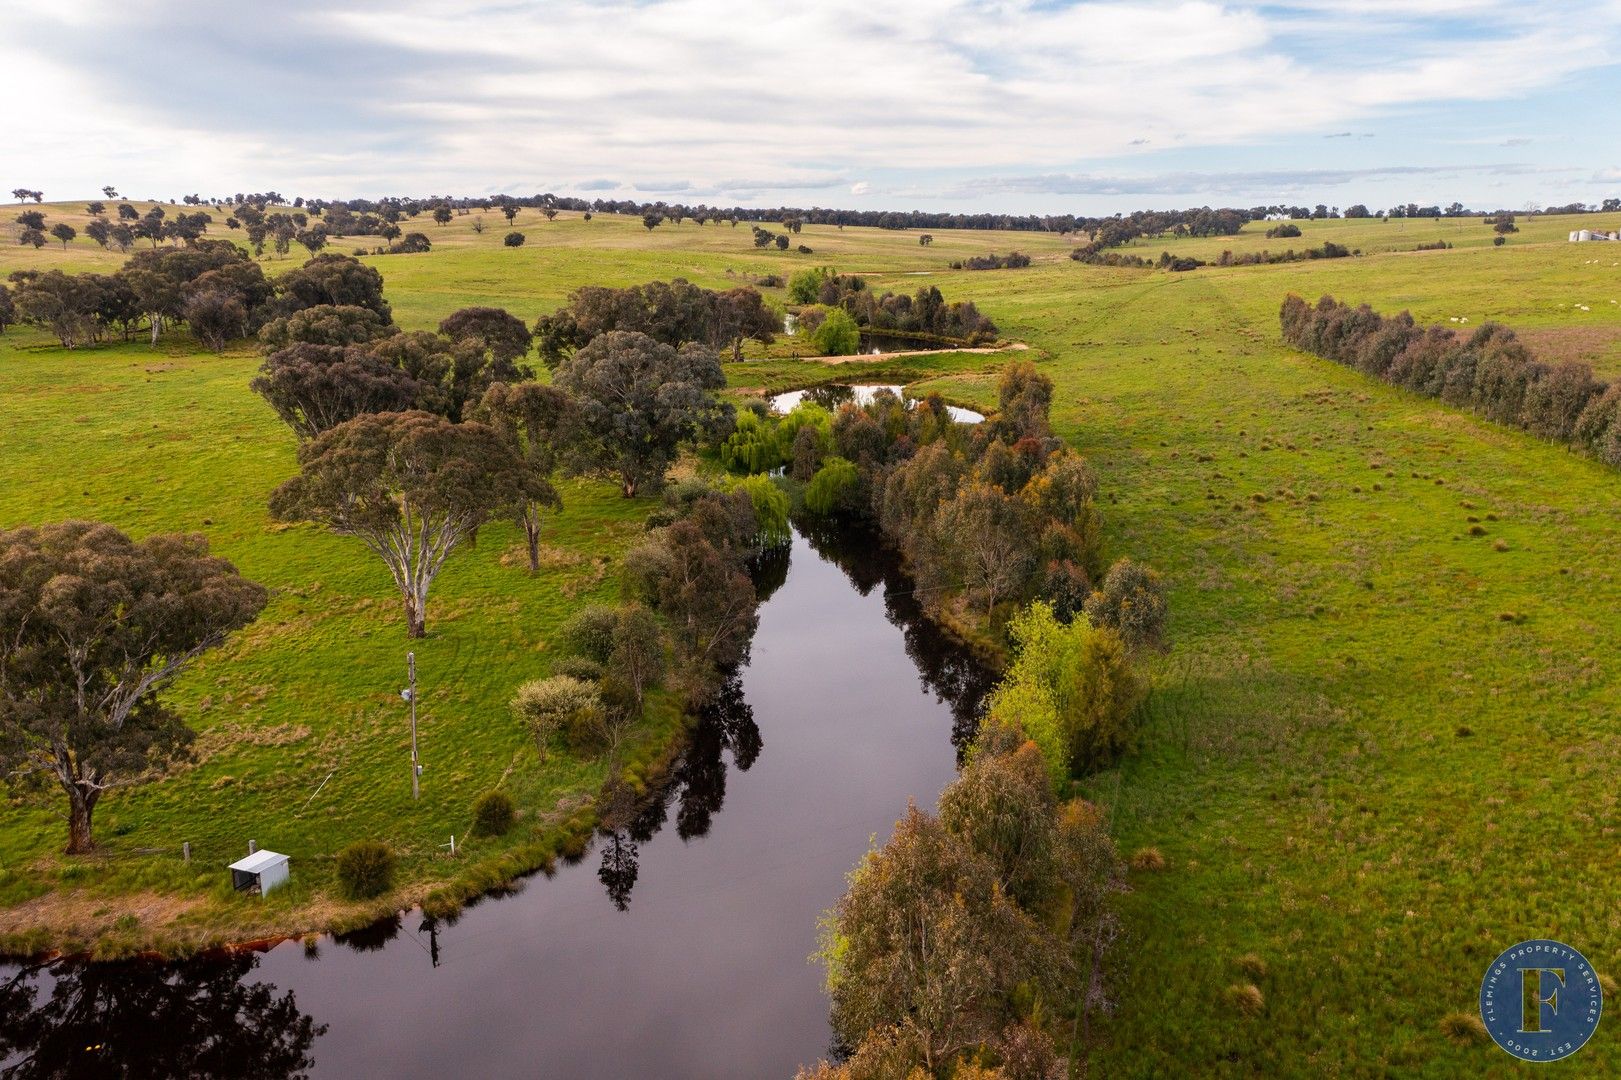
(3, 0), (1620, 207)
(947, 162), (1578, 198)
(850, 181), (871, 196)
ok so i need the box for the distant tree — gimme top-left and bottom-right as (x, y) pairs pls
(711, 287), (779, 360)
(583, 211), (593, 221)
(108, 224), (134, 252)
(919, 233), (933, 246)
(258, 304), (394, 349)
(10, 269), (98, 346)
(473, 381), (570, 572)
(0, 283), (13, 334)
(439, 306), (532, 364)
(15, 210), (45, 230)
(504, 231), (525, 248)
(84, 219), (111, 247)
(274, 253), (391, 321)
(18, 227), (46, 250)
(605, 603), (664, 714)
(116, 202), (138, 221)
(296, 225), (329, 255)
(642, 213), (662, 232)
(502, 204), (518, 225)
(812, 307), (860, 355)
(48, 223), (77, 249)
(183, 289), (248, 351)
(543, 208), (559, 222)
(0, 522), (266, 853)
(251, 342), (429, 439)
(471, 216), (485, 234)
(101, 185), (118, 198)
(432, 205), (453, 225)
(774, 234), (790, 250)
(270, 411), (543, 636)
(85, 201), (105, 217)
(554, 330), (729, 496)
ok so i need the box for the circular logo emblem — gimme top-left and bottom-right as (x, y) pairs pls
(1480, 939), (1602, 1061)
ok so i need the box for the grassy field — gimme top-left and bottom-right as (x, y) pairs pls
(5, 203), (1621, 1072)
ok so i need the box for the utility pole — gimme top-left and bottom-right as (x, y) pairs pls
(404, 651), (421, 801)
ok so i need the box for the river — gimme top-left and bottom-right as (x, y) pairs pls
(0, 523), (991, 1079)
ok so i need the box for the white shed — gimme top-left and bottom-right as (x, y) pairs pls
(228, 849), (291, 895)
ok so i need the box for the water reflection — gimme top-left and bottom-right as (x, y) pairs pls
(797, 517), (994, 756)
(0, 953), (324, 1079)
(769, 385), (984, 424)
(0, 525), (992, 1079)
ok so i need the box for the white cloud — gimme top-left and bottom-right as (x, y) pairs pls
(3, 0), (1621, 205)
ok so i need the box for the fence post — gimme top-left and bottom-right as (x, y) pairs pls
(183, 841), (191, 865)
(248, 839), (256, 854)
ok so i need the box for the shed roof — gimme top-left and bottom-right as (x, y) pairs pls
(228, 849), (289, 874)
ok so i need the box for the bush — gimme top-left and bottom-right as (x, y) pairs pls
(559, 604), (619, 663)
(1439, 1011), (1489, 1045)
(1083, 558), (1169, 651)
(1265, 223), (1302, 239)
(471, 790), (516, 836)
(813, 308), (860, 356)
(336, 840), (395, 899)
(550, 655), (604, 682)
(1223, 983), (1265, 1017)
(510, 675), (606, 754)
(504, 231), (525, 248)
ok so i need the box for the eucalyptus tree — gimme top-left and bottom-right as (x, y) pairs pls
(0, 522), (266, 852)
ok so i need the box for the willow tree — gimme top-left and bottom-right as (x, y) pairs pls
(270, 411), (541, 637)
(0, 523), (267, 853)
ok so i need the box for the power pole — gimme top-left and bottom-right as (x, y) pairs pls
(404, 651), (421, 801)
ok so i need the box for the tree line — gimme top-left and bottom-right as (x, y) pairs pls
(786, 267), (999, 343)
(1281, 295), (1621, 467)
(533, 278), (779, 366)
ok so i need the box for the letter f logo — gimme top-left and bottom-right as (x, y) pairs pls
(1521, 967), (1567, 1033)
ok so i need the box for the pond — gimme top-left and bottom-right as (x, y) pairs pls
(781, 313), (970, 356)
(769, 384), (985, 424)
(0, 523), (993, 1080)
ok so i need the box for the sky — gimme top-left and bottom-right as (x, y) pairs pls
(4, 0), (1620, 215)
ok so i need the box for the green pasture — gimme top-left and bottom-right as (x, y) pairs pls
(2, 202), (1620, 1073)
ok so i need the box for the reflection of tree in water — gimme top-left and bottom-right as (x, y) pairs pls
(801, 384), (856, 411)
(752, 542), (791, 604)
(597, 832), (639, 911)
(593, 674), (763, 909)
(330, 913), (401, 953)
(796, 517), (994, 756)
(0, 953), (324, 1079)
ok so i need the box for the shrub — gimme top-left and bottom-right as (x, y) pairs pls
(1083, 558), (1170, 651)
(1439, 1012), (1489, 1045)
(813, 307), (860, 356)
(1223, 983), (1265, 1017)
(559, 604), (619, 663)
(1236, 953), (1269, 980)
(336, 840), (395, 899)
(550, 655), (604, 682)
(472, 790), (516, 836)
(504, 231), (526, 247)
(1265, 222), (1302, 239)
(1001, 602), (1146, 777)
(1130, 846), (1166, 871)
(510, 675), (606, 754)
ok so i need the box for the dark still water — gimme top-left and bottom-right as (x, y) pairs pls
(0, 525), (991, 1080)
